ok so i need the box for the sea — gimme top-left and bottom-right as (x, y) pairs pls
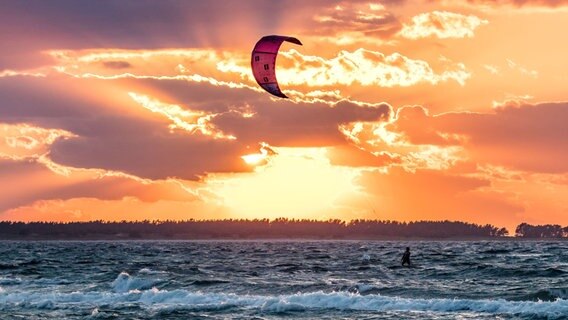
(0, 240), (567, 319)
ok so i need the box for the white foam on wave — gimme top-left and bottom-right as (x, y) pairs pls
(1, 287), (567, 317)
(139, 268), (167, 275)
(111, 271), (160, 293)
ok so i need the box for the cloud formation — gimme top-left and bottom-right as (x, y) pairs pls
(1, 123), (75, 159)
(50, 47), (469, 94)
(219, 48), (471, 88)
(400, 11), (488, 39)
(466, 0), (568, 7)
(128, 92), (236, 140)
(311, 2), (402, 38)
(0, 73), (392, 180)
(0, 156), (198, 214)
(370, 103), (568, 173)
(0, 0), (405, 71)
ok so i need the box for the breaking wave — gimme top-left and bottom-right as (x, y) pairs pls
(2, 241), (567, 319)
(111, 271), (163, 293)
(0, 286), (567, 318)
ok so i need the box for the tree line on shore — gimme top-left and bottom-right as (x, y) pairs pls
(514, 223), (568, 238)
(0, 219), (565, 239)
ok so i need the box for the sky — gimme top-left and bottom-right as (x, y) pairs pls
(1, 0), (567, 231)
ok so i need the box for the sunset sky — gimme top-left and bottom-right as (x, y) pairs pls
(1, 0), (567, 231)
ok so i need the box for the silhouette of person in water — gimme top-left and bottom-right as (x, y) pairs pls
(401, 247), (411, 266)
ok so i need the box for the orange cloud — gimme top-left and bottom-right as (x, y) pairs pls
(0, 69), (46, 78)
(48, 49), (222, 78)
(219, 48), (470, 88)
(128, 92), (236, 140)
(506, 59), (538, 78)
(0, 155), (199, 214)
(0, 72), (395, 182)
(371, 102), (568, 173)
(0, 123), (75, 159)
(466, 0), (568, 7)
(310, 1), (402, 38)
(52, 46), (470, 97)
(400, 11), (488, 39)
(326, 144), (398, 168)
(338, 115), (467, 172)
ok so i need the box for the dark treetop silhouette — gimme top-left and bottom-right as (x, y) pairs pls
(515, 223), (568, 238)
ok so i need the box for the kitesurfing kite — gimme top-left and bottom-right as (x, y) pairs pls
(251, 35), (302, 98)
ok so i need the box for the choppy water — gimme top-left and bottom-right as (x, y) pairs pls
(0, 240), (567, 319)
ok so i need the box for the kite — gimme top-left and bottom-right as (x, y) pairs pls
(251, 35), (302, 98)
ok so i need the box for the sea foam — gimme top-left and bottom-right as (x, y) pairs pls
(111, 271), (161, 293)
(1, 287), (567, 318)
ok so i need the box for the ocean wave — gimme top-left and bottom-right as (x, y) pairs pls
(0, 259), (41, 270)
(0, 276), (22, 285)
(522, 289), (568, 302)
(138, 268), (167, 275)
(1, 288), (567, 318)
(190, 279), (230, 286)
(351, 284), (382, 295)
(0, 263), (17, 270)
(481, 249), (511, 254)
(111, 271), (162, 293)
(305, 254), (332, 260)
(467, 265), (566, 278)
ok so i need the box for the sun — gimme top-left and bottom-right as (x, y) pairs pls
(211, 147), (363, 220)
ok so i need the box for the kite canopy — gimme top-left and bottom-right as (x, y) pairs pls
(251, 35), (302, 99)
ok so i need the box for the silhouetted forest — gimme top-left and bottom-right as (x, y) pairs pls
(515, 223), (568, 238)
(0, 219), (511, 240)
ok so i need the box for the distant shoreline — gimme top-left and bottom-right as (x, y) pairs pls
(1, 235), (565, 241)
(1, 220), (565, 240)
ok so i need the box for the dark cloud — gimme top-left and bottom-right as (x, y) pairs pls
(50, 134), (250, 180)
(102, 77), (391, 147)
(0, 74), (391, 180)
(0, 75), (249, 179)
(0, 0), (281, 69)
(213, 100), (390, 147)
(0, 0), (405, 70)
(0, 76), (91, 122)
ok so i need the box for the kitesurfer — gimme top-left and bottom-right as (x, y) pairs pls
(401, 247), (411, 266)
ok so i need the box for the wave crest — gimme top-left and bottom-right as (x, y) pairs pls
(1, 288), (567, 318)
(111, 271), (160, 293)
